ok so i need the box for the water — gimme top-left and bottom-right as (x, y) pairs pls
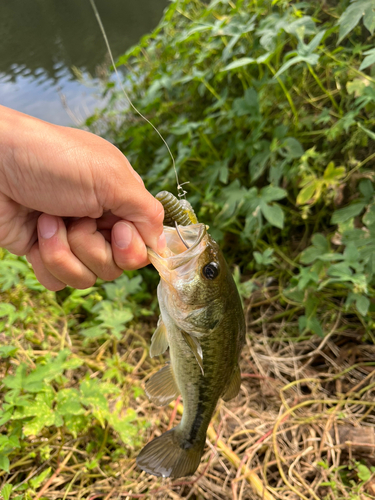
(0, 0), (168, 126)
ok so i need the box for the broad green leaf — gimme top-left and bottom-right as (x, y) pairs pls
(344, 242), (360, 262)
(287, 16), (317, 39)
(260, 186), (287, 202)
(338, 0), (375, 42)
(103, 274), (142, 302)
(0, 346), (18, 358)
(0, 409), (13, 426)
(297, 181), (318, 205)
(357, 463), (372, 481)
(1, 484), (12, 500)
(331, 202), (366, 224)
(300, 247), (322, 264)
(218, 179), (248, 219)
(323, 162), (345, 181)
(359, 179), (374, 199)
(56, 389), (85, 416)
(98, 308), (133, 332)
(0, 303), (16, 318)
(260, 201), (284, 228)
(0, 455), (9, 472)
(356, 295), (370, 316)
(347, 78), (368, 95)
(309, 317), (324, 337)
(281, 137), (304, 159)
(312, 234), (330, 252)
(221, 57), (255, 71)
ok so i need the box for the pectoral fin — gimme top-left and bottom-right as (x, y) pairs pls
(222, 364), (241, 401)
(181, 331), (204, 375)
(150, 316), (169, 358)
(145, 364), (180, 406)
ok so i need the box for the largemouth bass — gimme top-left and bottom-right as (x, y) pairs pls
(136, 192), (245, 478)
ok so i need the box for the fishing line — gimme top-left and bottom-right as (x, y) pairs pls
(89, 0), (187, 198)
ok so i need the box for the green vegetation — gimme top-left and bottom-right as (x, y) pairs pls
(1, 0), (375, 498)
(89, 0), (375, 341)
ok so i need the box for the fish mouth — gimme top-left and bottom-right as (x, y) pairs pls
(147, 223), (207, 275)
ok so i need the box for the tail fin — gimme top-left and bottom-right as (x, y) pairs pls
(136, 428), (203, 479)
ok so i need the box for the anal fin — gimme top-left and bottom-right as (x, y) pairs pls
(150, 316), (168, 358)
(222, 364), (241, 401)
(181, 331), (204, 375)
(145, 364), (180, 406)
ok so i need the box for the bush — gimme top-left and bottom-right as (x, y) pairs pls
(87, 0), (375, 339)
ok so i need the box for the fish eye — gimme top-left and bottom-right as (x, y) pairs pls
(202, 262), (220, 280)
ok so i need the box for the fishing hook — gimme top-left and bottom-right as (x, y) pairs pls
(174, 221), (190, 249)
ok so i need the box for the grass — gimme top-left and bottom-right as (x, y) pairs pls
(0, 261), (374, 499)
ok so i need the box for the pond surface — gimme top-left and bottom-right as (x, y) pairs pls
(0, 0), (168, 125)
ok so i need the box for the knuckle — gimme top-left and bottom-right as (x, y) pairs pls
(42, 249), (67, 270)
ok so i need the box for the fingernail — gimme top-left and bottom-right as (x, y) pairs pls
(158, 232), (166, 252)
(113, 222), (132, 249)
(39, 215), (58, 239)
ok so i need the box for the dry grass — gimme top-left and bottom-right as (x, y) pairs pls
(3, 287), (375, 500)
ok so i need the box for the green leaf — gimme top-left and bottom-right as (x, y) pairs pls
(360, 47), (375, 69)
(56, 389), (85, 416)
(309, 317), (324, 337)
(221, 57), (256, 71)
(275, 55), (304, 78)
(356, 295), (370, 316)
(232, 87), (259, 117)
(359, 179), (374, 200)
(103, 274), (143, 302)
(260, 186), (287, 202)
(0, 345), (18, 358)
(98, 307), (133, 333)
(0, 303), (16, 318)
(312, 234), (330, 252)
(338, 0), (375, 42)
(358, 122), (375, 141)
(281, 137), (304, 159)
(0, 454), (10, 472)
(331, 202), (366, 224)
(30, 467), (51, 490)
(357, 463), (372, 482)
(1, 484), (12, 500)
(297, 181), (318, 205)
(363, 204), (375, 226)
(260, 201), (284, 229)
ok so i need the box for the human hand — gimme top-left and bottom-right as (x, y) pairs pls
(0, 105), (165, 291)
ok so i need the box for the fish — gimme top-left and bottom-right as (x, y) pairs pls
(136, 191), (246, 479)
